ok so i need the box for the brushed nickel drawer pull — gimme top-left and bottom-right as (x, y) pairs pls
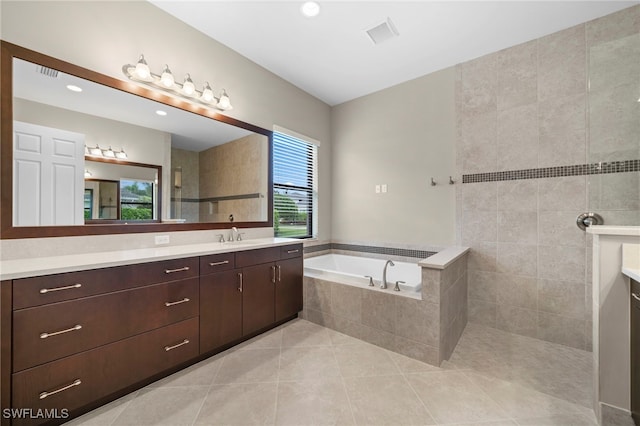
(40, 283), (81, 294)
(632, 293), (640, 302)
(39, 379), (81, 400)
(165, 339), (189, 351)
(165, 266), (190, 274)
(209, 260), (230, 266)
(40, 324), (82, 339)
(238, 272), (243, 293)
(271, 265), (276, 283)
(287, 249), (300, 254)
(277, 265), (282, 282)
(165, 298), (190, 307)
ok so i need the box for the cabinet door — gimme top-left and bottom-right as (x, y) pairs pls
(275, 257), (303, 322)
(200, 270), (242, 354)
(242, 263), (275, 336)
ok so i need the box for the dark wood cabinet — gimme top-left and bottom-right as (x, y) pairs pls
(242, 262), (277, 336)
(275, 256), (303, 322)
(632, 279), (640, 425)
(199, 270), (242, 353)
(3, 242), (303, 425)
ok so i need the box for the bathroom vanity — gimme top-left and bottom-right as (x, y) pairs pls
(0, 239), (302, 426)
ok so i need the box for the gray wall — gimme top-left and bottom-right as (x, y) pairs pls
(331, 68), (456, 249)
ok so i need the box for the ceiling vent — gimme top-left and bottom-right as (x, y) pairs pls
(36, 65), (59, 78)
(365, 17), (399, 45)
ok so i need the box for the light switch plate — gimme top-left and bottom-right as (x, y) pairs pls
(155, 235), (170, 245)
(381, 184), (387, 193)
(375, 185), (381, 193)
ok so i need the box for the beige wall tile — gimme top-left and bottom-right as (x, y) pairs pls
(497, 103), (539, 171)
(496, 243), (537, 277)
(467, 242), (498, 272)
(461, 54), (498, 116)
(497, 180), (538, 212)
(468, 298), (497, 327)
(331, 283), (362, 323)
(498, 211), (538, 244)
(462, 181), (497, 211)
(538, 25), (586, 102)
(538, 279), (586, 320)
(361, 291), (396, 334)
(589, 33), (640, 92)
(462, 210), (498, 244)
(538, 245), (586, 282)
(461, 111), (498, 174)
(496, 305), (537, 338)
(538, 94), (586, 167)
(537, 312), (586, 350)
(497, 40), (538, 111)
(586, 4), (640, 47)
(538, 176), (587, 211)
(496, 274), (537, 310)
(395, 298), (440, 347)
(538, 210), (586, 248)
(468, 270), (499, 303)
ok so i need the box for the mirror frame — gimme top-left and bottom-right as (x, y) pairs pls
(1, 41), (273, 239)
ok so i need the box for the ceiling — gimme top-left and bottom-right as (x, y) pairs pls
(150, 0), (637, 106)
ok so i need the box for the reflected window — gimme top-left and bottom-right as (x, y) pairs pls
(120, 179), (154, 220)
(273, 131), (317, 238)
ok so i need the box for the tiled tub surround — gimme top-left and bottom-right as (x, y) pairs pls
(456, 5), (640, 350)
(302, 247), (469, 366)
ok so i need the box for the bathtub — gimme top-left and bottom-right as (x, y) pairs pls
(304, 253), (422, 294)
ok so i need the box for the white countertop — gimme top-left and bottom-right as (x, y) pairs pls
(0, 237), (300, 280)
(622, 244), (640, 282)
(587, 225), (640, 237)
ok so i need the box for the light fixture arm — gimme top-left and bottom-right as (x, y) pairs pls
(122, 56), (233, 111)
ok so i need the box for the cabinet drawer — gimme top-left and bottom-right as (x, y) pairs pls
(200, 253), (235, 276)
(236, 247), (280, 268)
(13, 278), (198, 372)
(13, 257), (199, 309)
(280, 244), (303, 259)
(11, 317), (198, 426)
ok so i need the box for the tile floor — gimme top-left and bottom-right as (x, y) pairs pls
(66, 319), (597, 426)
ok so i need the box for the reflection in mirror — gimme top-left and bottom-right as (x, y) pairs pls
(10, 55), (270, 229)
(84, 159), (160, 222)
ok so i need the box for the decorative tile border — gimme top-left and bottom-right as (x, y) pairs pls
(462, 159), (640, 184)
(303, 243), (436, 259)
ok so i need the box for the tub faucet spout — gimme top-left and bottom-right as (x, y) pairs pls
(382, 260), (395, 289)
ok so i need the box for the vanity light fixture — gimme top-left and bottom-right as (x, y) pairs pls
(123, 55), (233, 111)
(84, 169), (92, 178)
(85, 145), (127, 160)
(156, 110), (168, 116)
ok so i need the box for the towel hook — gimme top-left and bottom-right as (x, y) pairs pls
(430, 178), (437, 186)
(449, 176), (456, 185)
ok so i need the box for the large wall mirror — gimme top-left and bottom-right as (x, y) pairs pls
(1, 41), (273, 239)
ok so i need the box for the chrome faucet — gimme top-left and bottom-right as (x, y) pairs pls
(381, 260), (395, 289)
(230, 227), (238, 242)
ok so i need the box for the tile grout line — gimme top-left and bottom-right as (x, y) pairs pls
(388, 351), (439, 425)
(273, 331), (283, 425)
(330, 332), (358, 426)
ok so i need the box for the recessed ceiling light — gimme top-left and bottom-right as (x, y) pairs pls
(156, 110), (167, 116)
(66, 84), (82, 92)
(301, 1), (320, 18)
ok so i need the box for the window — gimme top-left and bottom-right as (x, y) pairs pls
(120, 179), (155, 220)
(273, 130), (317, 238)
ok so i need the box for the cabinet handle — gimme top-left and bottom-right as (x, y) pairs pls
(632, 293), (640, 302)
(287, 249), (300, 254)
(238, 272), (243, 293)
(271, 265), (276, 283)
(40, 324), (82, 339)
(165, 339), (190, 352)
(40, 283), (81, 294)
(209, 260), (230, 267)
(39, 379), (81, 400)
(164, 266), (190, 274)
(277, 265), (282, 282)
(165, 298), (190, 307)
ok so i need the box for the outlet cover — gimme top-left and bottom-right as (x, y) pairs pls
(381, 184), (387, 193)
(375, 185), (381, 193)
(155, 235), (170, 245)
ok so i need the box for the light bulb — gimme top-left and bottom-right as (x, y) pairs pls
(115, 148), (127, 159)
(134, 54), (150, 80)
(102, 146), (116, 158)
(84, 169), (92, 178)
(182, 74), (195, 96)
(160, 65), (174, 87)
(201, 82), (214, 103)
(216, 89), (232, 110)
(89, 145), (102, 156)
(301, 1), (320, 17)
